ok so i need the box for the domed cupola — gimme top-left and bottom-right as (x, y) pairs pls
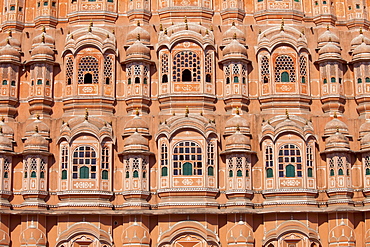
(323, 114), (350, 137)
(30, 27), (55, 61)
(350, 28), (370, 51)
(126, 21), (150, 46)
(318, 40), (342, 60)
(124, 130), (149, 152)
(32, 26), (55, 48)
(360, 120), (370, 139)
(225, 127), (251, 151)
(25, 115), (50, 138)
(0, 128), (13, 152)
(222, 35), (248, 59)
(325, 130), (350, 151)
(317, 26), (340, 49)
(124, 110), (149, 136)
(0, 31), (21, 62)
(126, 35), (151, 60)
(224, 108), (250, 135)
(361, 133), (370, 151)
(24, 126), (49, 152)
(222, 22), (245, 45)
(352, 40), (370, 61)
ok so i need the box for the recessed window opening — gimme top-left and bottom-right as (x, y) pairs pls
(182, 69), (192, 82)
(162, 74), (168, 83)
(84, 73), (93, 84)
(105, 77), (110, 85)
(135, 77), (140, 84)
(206, 74), (211, 83)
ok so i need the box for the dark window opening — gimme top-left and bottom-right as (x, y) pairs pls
(161, 167), (168, 176)
(331, 77), (336, 83)
(182, 69), (192, 82)
(234, 76), (239, 83)
(84, 73), (93, 84)
(358, 78), (363, 84)
(281, 72), (289, 82)
(208, 166), (214, 176)
(144, 78), (148, 84)
(226, 77), (230, 84)
(323, 79), (327, 84)
(242, 77), (246, 84)
(135, 77), (140, 84)
(105, 77), (110, 85)
(128, 78), (131, 85)
(267, 168), (273, 178)
(162, 74), (168, 83)
(206, 74), (211, 83)
(301, 76), (306, 83)
(67, 78), (72, 85)
(263, 76), (268, 83)
(37, 79), (42, 85)
(46, 80), (50, 86)
(2, 80), (7, 85)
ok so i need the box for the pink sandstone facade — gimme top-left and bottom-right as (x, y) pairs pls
(0, 0), (370, 246)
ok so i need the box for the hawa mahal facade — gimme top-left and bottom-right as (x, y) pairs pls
(1, 0), (370, 245)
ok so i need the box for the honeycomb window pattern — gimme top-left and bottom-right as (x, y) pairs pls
(274, 55), (296, 83)
(205, 51), (212, 74)
(232, 64), (240, 75)
(103, 56), (113, 83)
(173, 51), (201, 82)
(299, 56), (307, 76)
(78, 56), (99, 84)
(134, 65), (141, 76)
(161, 53), (169, 74)
(127, 65), (132, 77)
(225, 65), (230, 76)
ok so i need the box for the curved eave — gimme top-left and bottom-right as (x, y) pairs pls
(219, 56), (250, 64)
(22, 150), (53, 156)
(220, 149), (256, 155)
(320, 148), (354, 154)
(121, 57), (154, 65)
(0, 150), (15, 155)
(118, 150), (154, 156)
(26, 58), (58, 66)
(314, 57), (347, 64)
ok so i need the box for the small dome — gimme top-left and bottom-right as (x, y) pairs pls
(325, 131), (350, 150)
(360, 120), (370, 138)
(223, 24), (245, 44)
(318, 28), (340, 46)
(124, 131), (149, 151)
(0, 33), (21, 49)
(324, 117), (349, 136)
(225, 131), (251, 151)
(32, 31), (55, 47)
(361, 133), (370, 150)
(318, 42), (341, 56)
(126, 40), (150, 59)
(350, 31), (370, 49)
(31, 43), (54, 58)
(127, 23), (150, 45)
(24, 132), (49, 152)
(225, 114), (249, 129)
(0, 121), (13, 137)
(25, 118), (50, 137)
(353, 42), (370, 57)
(20, 228), (47, 246)
(122, 223), (150, 245)
(222, 39), (247, 57)
(125, 116), (149, 130)
(0, 44), (20, 58)
(0, 132), (12, 152)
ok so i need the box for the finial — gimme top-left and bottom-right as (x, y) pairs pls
(8, 30), (12, 37)
(259, 29), (261, 34)
(185, 24), (188, 30)
(333, 112), (337, 118)
(232, 21), (235, 26)
(173, 112), (175, 116)
(1, 116), (4, 122)
(164, 28), (167, 35)
(280, 18), (284, 31)
(137, 33), (141, 41)
(184, 16), (187, 23)
(88, 24), (92, 32)
(135, 108), (139, 116)
(42, 25), (46, 33)
(36, 114), (40, 120)
(236, 107), (240, 115)
(285, 109), (289, 119)
(210, 26), (213, 31)
(199, 21), (202, 25)
(301, 29), (305, 35)
(0, 127), (3, 134)
(233, 33), (237, 39)
(89, 20), (93, 27)
(327, 25), (330, 30)
(164, 120), (167, 124)
(137, 20), (140, 26)
(159, 24), (163, 31)
(329, 37), (332, 42)
(85, 108), (89, 120)
(71, 34), (73, 39)
(41, 34), (45, 43)
(6, 38), (10, 45)
(185, 106), (189, 117)
(35, 125), (39, 133)
(135, 128), (138, 132)
(106, 33), (110, 38)
(205, 29), (209, 35)
(236, 124), (240, 132)
(360, 27), (363, 34)
(200, 111), (203, 116)
(336, 126), (339, 133)
(112, 29), (115, 34)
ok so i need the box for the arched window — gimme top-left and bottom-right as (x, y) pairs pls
(128, 78), (131, 85)
(331, 77), (336, 83)
(266, 168), (273, 178)
(62, 170), (67, 179)
(84, 73), (93, 84)
(126, 171), (129, 178)
(78, 56), (99, 84)
(366, 168), (370, 175)
(143, 78), (148, 84)
(2, 80), (7, 85)
(229, 170), (233, 177)
(358, 78), (363, 84)
(237, 170), (243, 177)
(323, 78), (327, 84)
(242, 77), (246, 84)
(366, 77), (370, 83)
(72, 146), (96, 179)
(161, 167), (168, 176)
(286, 164), (295, 177)
(301, 76), (306, 83)
(338, 168), (344, 175)
(3, 172), (8, 178)
(208, 166), (214, 176)
(182, 69), (192, 82)
(31, 171), (37, 178)
(67, 78), (72, 85)
(206, 74), (211, 83)
(308, 168), (313, 177)
(330, 169), (335, 176)
(281, 72), (289, 82)
(135, 77), (140, 84)
(274, 55), (295, 83)
(37, 79), (42, 85)
(105, 77), (110, 85)
(162, 74), (168, 83)
(173, 51), (201, 82)
(263, 76), (268, 83)
(278, 144), (302, 177)
(133, 170), (139, 178)
(161, 143), (168, 176)
(234, 76), (239, 83)
(173, 141), (202, 176)
(261, 56), (270, 83)
(226, 77), (230, 84)
(66, 57), (73, 85)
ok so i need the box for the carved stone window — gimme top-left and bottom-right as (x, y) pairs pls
(265, 146), (274, 177)
(101, 146), (109, 180)
(78, 56), (99, 84)
(173, 51), (201, 82)
(72, 146), (97, 179)
(173, 141), (202, 176)
(261, 56), (270, 83)
(274, 55), (295, 83)
(66, 57), (73, 85)
(207, 141), (215, 176)
(278, 144), (302, 178)
(161, 143), (168, 176)
(61, 146), (68, 180)
(365, 155), (370, 175)
(299, 56), (307, 83)
(103, 56), (113, 85)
